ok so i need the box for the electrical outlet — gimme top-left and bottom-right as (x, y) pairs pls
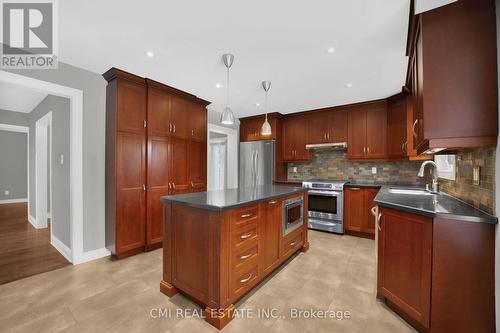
(60, 154), (64, 165)
(372, 167), (377, 174)
(4, 190), (9, 196)
(473, 166), (480, 186)
(292, 167), (297, 173)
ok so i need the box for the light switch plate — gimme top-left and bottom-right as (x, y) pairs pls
(4, 190), (9, 196)
(473, 166), (480, 186)
(372, 167), (377, 174)
(292, 167), (297, 173)
(60, 154), (64, 165)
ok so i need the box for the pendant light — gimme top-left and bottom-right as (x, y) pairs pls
(220, 53), (235, 125)
(261, 80), (272, 136)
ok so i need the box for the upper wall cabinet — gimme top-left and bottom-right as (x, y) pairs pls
(386, 94), (408, 159)
(347, 101), (387, 160)
(406, 0), (498, 154)
(282, 116), (310, 162)
(307, 111), (347, 144)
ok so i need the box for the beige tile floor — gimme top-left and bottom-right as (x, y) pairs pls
(0, 230), (416, 333)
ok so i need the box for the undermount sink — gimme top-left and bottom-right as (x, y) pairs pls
(388, 188), (435, 196)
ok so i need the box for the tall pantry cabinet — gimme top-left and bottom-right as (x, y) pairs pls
(104, 68), (209, 258)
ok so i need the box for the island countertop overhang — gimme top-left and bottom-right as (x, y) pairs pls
(161, 185), (308, 211)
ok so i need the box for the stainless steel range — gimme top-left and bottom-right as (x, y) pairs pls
(302, 179), (349, 234)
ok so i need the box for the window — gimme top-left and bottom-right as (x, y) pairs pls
(434, 155), (456, 181)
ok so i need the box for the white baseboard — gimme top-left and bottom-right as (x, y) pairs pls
(0, 198), (27, 204)
(28, 214), (38, 228)
(50, 235), (72, 263)
(74, 247), (111, 265)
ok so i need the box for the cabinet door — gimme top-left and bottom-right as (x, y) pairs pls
(188, 140), (207, 192)
(294, 117), (310, 160)
(366, 108), (387, 159)
(261, 199), (281, 276)
(327, 111), (347, 143)
(147, 87), (171, 137)
(146, 136), (169, 247)
(387, 95), (407, 158)
(414, 26), (425, 149)
(307, 114), (327, 144)
(169, 138), (190, 194)
(190, 104), (206, 141)
(363, 188), (378, 235)
(344, 188), (364, 232)
(347, 110), (367, 159)
(117, 80), (147, 134)
(116, 132), (146, 253)
(170, 98), (190, 139)
(282, 118), (295, 161)
(378, 207), (432, 329)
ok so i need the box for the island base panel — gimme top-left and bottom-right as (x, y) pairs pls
(204, 304), (236, 330)
(301, 241), (310, 252)
(159, 280), (178, 297)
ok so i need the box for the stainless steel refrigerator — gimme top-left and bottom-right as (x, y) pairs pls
(239, 140), (275, 188)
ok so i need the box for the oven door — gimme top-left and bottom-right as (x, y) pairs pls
(307, 190), (343, 221)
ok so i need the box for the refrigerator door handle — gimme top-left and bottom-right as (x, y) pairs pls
(256, 149), (259, 183)
(251, 150), (256, 186)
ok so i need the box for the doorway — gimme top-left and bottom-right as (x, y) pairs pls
(207, 124), (238, 190)
(35, 112), (52, 229)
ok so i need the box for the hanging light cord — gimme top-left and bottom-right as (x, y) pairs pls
(265, 88), (268, 121)
(226, 66), (230, 108)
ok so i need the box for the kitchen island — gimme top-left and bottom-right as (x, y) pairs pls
(160, 185), (309, 329)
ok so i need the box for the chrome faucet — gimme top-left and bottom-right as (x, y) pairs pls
(418, 160), (439, 193)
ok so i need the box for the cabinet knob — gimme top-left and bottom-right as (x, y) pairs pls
(173, 124), (176, 133)
(240, 213), (251, 218)
(240, 253), (252, 260)
(169, 123), (172, 132)
(268, 200), (277, 204)
(412, 119), (418, 139)
(143, 184), (146, 192)
(240, 232), (253, 239)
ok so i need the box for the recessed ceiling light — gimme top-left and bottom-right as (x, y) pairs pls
(146, 50), (155, 58)
(255, 102), (260, 107)
(327, 47), (335, 54)
(215, 83), (222, 88)
(346, 83), (353, 88)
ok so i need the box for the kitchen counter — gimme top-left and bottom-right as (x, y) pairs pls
(160, 185), (307, 211)
(160, 185), (309, 329)
(374, 186), (497, 224)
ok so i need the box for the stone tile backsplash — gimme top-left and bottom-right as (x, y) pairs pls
(439, 148), (495, 215)
(287, 150), (426, 185)
(288, 147), (496, 215)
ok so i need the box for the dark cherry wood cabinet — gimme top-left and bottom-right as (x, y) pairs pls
(307, 111), (347, 144)
(104, 68), (209, 258)
(344, 187), (377, 238)
(405, 0), (498, 154)
(260, 198), (282, 276)
(161, 191), (309, 329)
(282, 116), (310, 162)
(347, 101), (387, 160)
(387, 93), (408, 159)
(377, 206), (495, 332)
(378, 207), (432, 330)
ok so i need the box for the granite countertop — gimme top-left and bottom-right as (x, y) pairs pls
(161, 185), (308, 211)
(374, 186), (497, 224)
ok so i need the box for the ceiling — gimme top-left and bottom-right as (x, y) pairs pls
(0, 81), (48, 113)
(59, 0), (410, 118)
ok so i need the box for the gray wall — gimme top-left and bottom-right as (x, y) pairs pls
(0, 109), (29, 126)
(7, 62), (106, 252)
(0, 130), (27, 200)
(29, 95), (71, 247)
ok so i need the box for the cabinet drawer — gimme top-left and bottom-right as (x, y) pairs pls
(233, 205), (259, 227)
(231, 223), (259, 248)
(231, 264), (259, 299)
(281, 229), (303, 258)
(231, 242), (259, 271)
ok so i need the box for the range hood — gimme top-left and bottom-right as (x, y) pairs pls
(305, 142), (348, 150)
